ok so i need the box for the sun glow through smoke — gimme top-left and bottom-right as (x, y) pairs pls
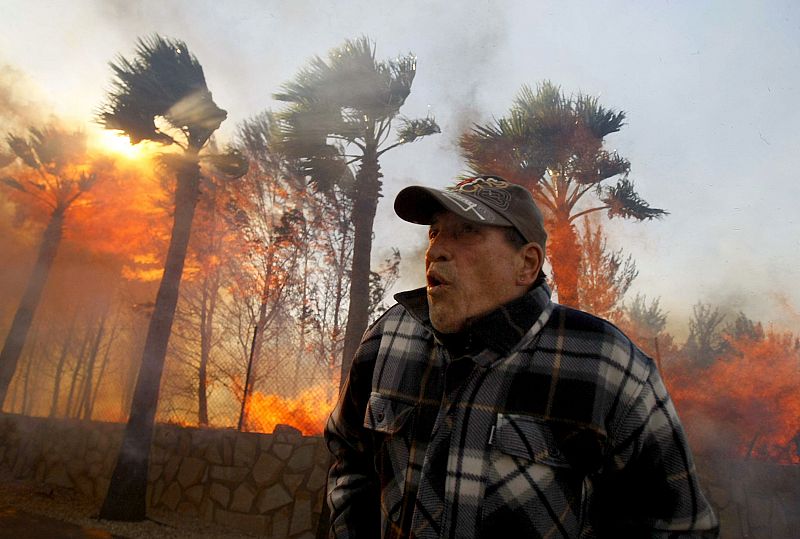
(92, 129), (149, 159)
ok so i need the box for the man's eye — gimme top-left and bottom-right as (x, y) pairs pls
(428, 228), (438, 240)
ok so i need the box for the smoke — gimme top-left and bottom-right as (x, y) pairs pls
(0, 63), (49, 132)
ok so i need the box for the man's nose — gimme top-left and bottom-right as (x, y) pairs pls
(426, 234), (451, 262)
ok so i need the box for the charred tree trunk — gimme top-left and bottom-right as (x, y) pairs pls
(340, 149), (380, 386)
(89, 323), (118, 419)
(197, 269), (219, 426)
(65, 322), (93, 417)
(81, 309), (109, 420)
(100, 155), (200, 521)
(49, 320), (75, 417)
(0, 207), (65, 406)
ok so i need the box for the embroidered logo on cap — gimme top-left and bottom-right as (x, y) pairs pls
(450, 177), (512, 210)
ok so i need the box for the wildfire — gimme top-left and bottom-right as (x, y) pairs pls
(244, 384), (337, 436)
(669, 330), (800, 464)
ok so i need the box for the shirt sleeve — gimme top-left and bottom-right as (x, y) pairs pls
(324, 326), (383, 538)
(592, 361), (720, 538)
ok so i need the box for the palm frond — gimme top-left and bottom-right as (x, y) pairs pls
(602, 177), (667, 220)
(99, 34), (226, 147)
(6, 134), (40, 169)
(395, 116), (440, 144)
(203, 147), (249, 179)
(574, 93), (626, 138)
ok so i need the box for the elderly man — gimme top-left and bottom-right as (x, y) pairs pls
(325, 176), (719, 538)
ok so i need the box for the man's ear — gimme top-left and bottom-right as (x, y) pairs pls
(517, 243), (544, 286)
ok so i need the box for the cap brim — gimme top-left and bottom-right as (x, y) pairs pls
(394, 186), (514, 228)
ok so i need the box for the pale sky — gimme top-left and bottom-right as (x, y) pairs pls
(1, 0), (799, 335)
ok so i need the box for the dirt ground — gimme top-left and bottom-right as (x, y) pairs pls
(0, 477), (257, 539)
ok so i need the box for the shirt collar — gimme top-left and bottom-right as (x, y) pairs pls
(394, 282), (553, 356)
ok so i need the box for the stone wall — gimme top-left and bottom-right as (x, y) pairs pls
(1, 413), (798, 538)
(0, 413), (327, 538)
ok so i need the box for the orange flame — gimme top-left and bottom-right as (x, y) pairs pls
(244, 384), (337, 436)
(669, 330), (800, 464)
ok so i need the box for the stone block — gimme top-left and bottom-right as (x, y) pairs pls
(178, 430), (192, 456)
(234, 434), (258, 466)
(271, 506), (291, 538)
(200, 497), (215, 522)
(257, 483), (292, 513)
(259, 434), (274, 452)
(154, 426), (177, 448)
(148, 463), (163, 483)
(160, 481), (182, 511)
(210, 465), (249, 483)
(215, 508), (267, 535)
(45, 464), (73, 488)
(222, 436), (234, 465)
(86, 449), (103, 466)
(177, 501), (198, 516)
(94, 477), (110, 502)
(252, 452), (283, 485)
(185, 484), (204, 506)
(150, 445), (168, 465)
(288, 444), (316, 472)
(150, 479), (164, 507)
(230, 483), (256, 513)
(205, 442), (224, 465)
(273, 424), (302, 443)
(177, 457), (206, 488)
(163, 456), (181, 483)
(307, 465), (327, 491)
(75, 476), (94, 498)
(290, 495), (313, 535)
(272, 443), (293, 461)
(209, 482), (230, 507)
(284, 473), (304, 494)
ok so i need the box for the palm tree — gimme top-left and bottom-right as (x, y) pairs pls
(0, 127), (98, 406)
(97, 34), (243, 521)
(274, 36), (439, 381)
(460, 81), (666, 306)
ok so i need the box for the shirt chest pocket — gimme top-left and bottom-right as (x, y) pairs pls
(481, 413), (589, 535)
(364, 392), (416, 435)
(491, 412), (571, 467)
(363, 393), (417, 524)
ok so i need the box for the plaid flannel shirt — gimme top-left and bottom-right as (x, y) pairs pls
(325, 283), (719, 538)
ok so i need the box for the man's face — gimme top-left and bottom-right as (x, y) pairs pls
(425, 211), (527, 333)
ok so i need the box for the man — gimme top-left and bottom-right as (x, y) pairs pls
(325, 176), (719, 538)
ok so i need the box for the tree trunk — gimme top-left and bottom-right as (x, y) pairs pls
(66, 322), (94, 417)
(197, 273), (212, 426)
(49, 320), (75, 417)
(89, 322), (118, 419)
(0, 207), (65, 406)
(547, 215), (581, 308)
(100, 155), (200, 521)
(340, 151), (381, 386)
(81, 309), (109, 420)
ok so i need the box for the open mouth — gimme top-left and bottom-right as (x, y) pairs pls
(426, 270), (449, 291)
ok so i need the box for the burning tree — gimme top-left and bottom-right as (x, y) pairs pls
(460, 81), (665, 307)
(274, 36), (439, 381)
(670, 325), (800, 464)
(575, 217), (637, 321)
(97, 35), (244, 521)
(0, 126), (103, 406)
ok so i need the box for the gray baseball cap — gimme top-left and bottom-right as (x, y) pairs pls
(394, 176), (547, 247)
